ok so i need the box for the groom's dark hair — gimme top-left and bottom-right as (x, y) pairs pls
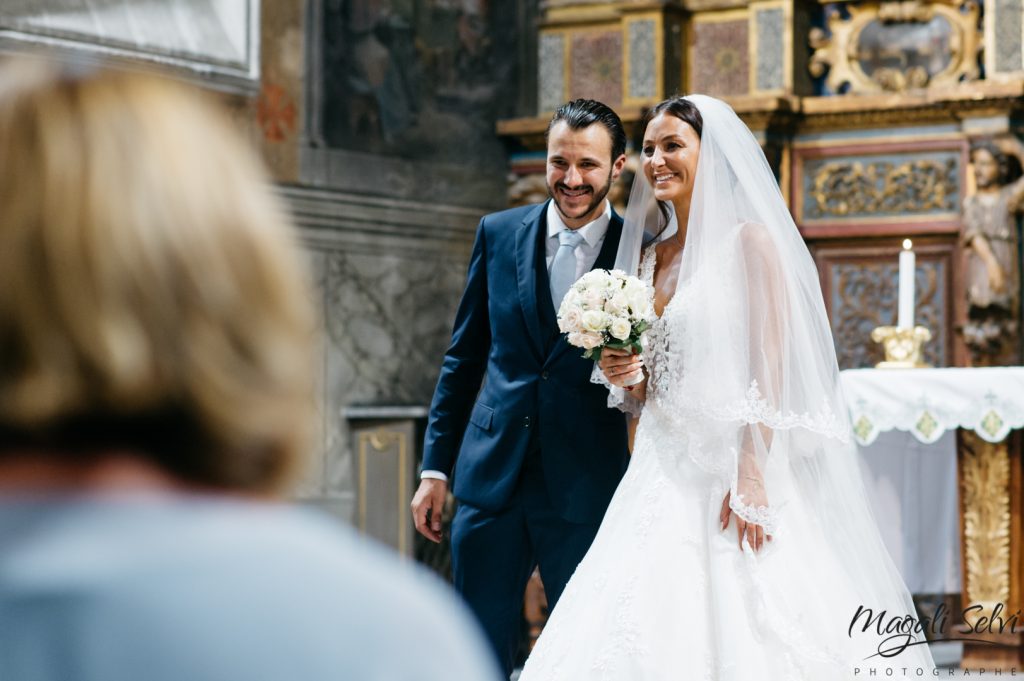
(547, 99), (627, 161)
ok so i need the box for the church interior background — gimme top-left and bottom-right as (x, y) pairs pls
(2, 0), (1024, 671)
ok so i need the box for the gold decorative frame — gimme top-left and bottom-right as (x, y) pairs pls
(809, 0), (982, 94)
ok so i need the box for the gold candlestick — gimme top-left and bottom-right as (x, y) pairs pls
(870, 325), (932, 368)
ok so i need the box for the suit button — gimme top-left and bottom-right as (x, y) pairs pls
(541, 371), (549, 380)
(523, 416), (531, 428)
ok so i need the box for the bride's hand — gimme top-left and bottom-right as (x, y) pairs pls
(598, 347), (644, 388)
(719, 490), (771, 553)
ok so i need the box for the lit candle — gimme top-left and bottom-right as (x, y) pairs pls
(898, 239), (915, 329)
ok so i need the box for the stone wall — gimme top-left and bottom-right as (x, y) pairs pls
(282, 186), (480, 520)
(0, 1), (530, 526)
(279, 0), (531, 522)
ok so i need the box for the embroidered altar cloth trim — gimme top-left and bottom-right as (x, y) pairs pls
(840, 367), (1024, 446)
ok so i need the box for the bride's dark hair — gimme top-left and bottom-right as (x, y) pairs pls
(640, 96), (704, 240)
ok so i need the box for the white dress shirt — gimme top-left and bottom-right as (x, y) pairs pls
(544, 199), (611, 289)
(421, 200), (612, 482)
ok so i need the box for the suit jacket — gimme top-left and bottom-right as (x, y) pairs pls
(422, 200), (630, 524)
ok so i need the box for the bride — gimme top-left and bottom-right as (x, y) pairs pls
(517, 95), (936, 679)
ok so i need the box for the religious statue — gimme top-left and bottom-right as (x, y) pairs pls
(961, 138), (1024, 365)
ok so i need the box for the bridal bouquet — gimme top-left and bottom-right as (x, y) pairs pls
(557, 269), (655, 361)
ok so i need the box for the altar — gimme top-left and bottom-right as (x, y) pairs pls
(842, 366), (1024, 667)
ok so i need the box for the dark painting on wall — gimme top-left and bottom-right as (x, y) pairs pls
(322, 0), (519, 168)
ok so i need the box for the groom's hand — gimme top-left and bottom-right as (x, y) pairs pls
(412, 478), (448, 543)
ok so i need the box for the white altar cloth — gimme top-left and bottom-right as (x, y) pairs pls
(842, 367), (1024, 446)
(840, 367), (1024, 595)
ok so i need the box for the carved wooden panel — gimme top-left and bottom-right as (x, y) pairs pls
(802, 153), (958, 221)
(813, 239), (958, 369)
(793, 137), (968, 238)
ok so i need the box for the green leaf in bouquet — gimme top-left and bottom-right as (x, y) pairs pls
(603, 339), (633, 351)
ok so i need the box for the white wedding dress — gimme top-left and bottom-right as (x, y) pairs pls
(520, 95), (934, 680)
(518, 248), (934, 681)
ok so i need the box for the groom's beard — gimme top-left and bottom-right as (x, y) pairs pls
(549, 169), (613, 223)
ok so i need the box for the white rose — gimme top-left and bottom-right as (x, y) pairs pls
(577, 270), (607, 290)
(609, 317), (632, 341)
(605, 292), (629, 317)
(578, 331), (604, 349)
(621, 279), (643, 300)
(582, 289), (605, 311)
(558, 305), (583, 333)
(625, 285), (653, 318)
(581, 309), (609, 333)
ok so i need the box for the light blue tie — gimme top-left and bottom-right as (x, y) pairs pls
(550, 229), (586, 309)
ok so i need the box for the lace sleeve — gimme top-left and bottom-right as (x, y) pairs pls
(591, 363), (643, 418)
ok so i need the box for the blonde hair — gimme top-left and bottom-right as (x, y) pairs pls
(0, 57), (314, 494)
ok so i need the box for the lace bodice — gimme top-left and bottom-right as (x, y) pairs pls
(638, 247), (683, 406)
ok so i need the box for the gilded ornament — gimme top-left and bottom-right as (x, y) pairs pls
(808, 0), (982, 94)
(809, 158), (956, 219)
(960, 433), (1011, 624)
(877, 0), (934, 23)
(870, 325), (933, 368)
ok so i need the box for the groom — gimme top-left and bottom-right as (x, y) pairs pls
(412, 99), (631, 676)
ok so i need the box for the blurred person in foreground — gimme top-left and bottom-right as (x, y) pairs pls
(0, 57), (499, 681)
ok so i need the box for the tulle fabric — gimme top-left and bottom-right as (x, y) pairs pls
(520, 95), (935, 678)
(518, 407), (934, 680)
(614, 97), (932, 629)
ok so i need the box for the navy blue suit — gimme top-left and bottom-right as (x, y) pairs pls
(423, 200), (630, 674)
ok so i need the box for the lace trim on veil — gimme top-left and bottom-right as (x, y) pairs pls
(682, 380), (851, 445)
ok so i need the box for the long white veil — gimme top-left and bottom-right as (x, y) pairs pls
(613, 95), (934, 666)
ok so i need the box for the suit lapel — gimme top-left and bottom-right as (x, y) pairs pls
(545, 211), (625, 365)
(516, 202), (548, 361)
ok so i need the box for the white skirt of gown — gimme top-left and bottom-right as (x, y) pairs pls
(518, 402), (935, 681)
